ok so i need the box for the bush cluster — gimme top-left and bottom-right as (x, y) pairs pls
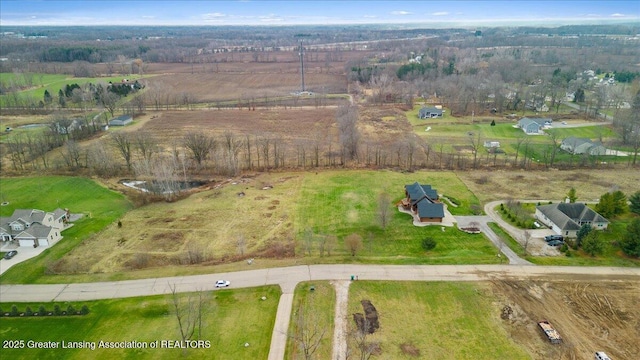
(0, 304), (89, 317)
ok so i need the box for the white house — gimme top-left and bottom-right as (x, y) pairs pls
(535, 203), (608, 238)
(0, 208), (67, 247)
(560, 137), (606, 156)
(518, 117), (552, 135)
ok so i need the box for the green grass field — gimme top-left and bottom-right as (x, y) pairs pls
(347, 281), (530, 359)
(0, 285), (280, 360)
(0, 73), (146, 108)
(285, 281), (335, 360)
(0, 176), (132, 283)
(296, 170), (500, 264)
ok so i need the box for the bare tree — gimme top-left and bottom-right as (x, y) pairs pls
(468, 131), (483, 169)
(236, 234), (246, 256)
(522, 230), (531, 256)
(336, 105), (360, 163)
(169, 284), (208, 346)
(326, 235), (337, 256)
(99, 88), (120, 117)
(303, 227), (315, 256)
(111, 132), (133, 171)
(133, 130), (157, 163)
(349, 315), (377, 360)
(88, 140), (119, 177)
(183, 132), (216, 168)
(345, 233), (363, 256)
(288, 298), (327, 360)
(61, 140), (83, 170)
(376, 192), (392, 230)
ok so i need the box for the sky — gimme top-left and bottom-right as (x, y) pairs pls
(0, 1), (638, 27)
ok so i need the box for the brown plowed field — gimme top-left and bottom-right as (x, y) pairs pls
(492, 279), (639, 360)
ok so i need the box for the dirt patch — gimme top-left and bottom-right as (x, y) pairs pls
(353, 299), (380, 334)
(492, 279), (640, 360)
(135, 231), (185, 252)
(399, 342), (421, 357)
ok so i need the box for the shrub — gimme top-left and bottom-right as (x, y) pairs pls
(25, 306), (33, 316)
(53, 304), (62, 316)
(421, 237), (437, 251)
(10, 305), (19, 317)
(38, 305), (47, 316)
(67, 305), (76, 315)
(80, 305), (90, 315)
(560, 243), (569, 252)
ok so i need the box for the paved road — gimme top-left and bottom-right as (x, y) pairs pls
(2, 264), (639, 359)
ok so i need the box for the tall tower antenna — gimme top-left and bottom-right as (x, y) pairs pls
(299, 41), (305, 92)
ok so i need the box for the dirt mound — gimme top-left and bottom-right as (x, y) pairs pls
(353, 299), (380, 334)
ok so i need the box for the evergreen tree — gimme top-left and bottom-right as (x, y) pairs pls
(567, 187), (577, 203)
(620, 218), (640, 257)
(581, 231), (604, 256)
(576, 224), (592, 248)
(611, 190), (628, 215)
(629, 191), (640, 215)
(595, 192), (615, 218)
(43, 89), (52, 104)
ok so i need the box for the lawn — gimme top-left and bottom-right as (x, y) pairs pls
(347, 281), (530, 359)
(0, 73), (147, 108)
(0, 285), (280, 360)
(285, 281), (335, 360)
(0, 176), (132, 283)
(296, 170), (499, 264)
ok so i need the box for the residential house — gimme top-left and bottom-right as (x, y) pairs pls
(484, 141), (500, 149)
(560, 137), (606, 156)
(0, 208), (67, 247)
(518, 117), (552, 135)
(535, 203), (609, 238)
(108, 115), (133, 126)
(418, 107), (443, 119)
(400, 182), (444, 223)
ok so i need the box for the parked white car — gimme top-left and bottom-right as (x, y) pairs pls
(215, 280), (230, 288)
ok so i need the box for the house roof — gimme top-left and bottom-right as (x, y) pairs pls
(537, 203), (608, 231)
(416, 201), (444, 219)
(519, 117), (552, 126)
(15, 224), (54, 239)
(419, 107), (443, 115)
(405, 182), (439, 203)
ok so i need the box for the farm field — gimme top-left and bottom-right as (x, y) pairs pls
(0, 285), (280, 360)
(344, 280), (639, 360)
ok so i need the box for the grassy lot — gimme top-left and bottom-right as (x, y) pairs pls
(296, 170), (500, 264)
(0, 73), (146, 108)
(0, 285), (280, 360)
(347, 281), (530, 359)
(0, 176), (132, 283)
(285, 281), (335, 360)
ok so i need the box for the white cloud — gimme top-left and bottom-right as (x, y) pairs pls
(202, 12), (226, 19)
(141, 15), (155, 19)
(432, 12), (449, 16)
(391, 11), (411, 16)
(363, 15), (377, 18)
(610, 13), (625, 17)
(259, 14), (284, 22)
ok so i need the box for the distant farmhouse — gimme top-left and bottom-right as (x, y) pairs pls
(560, 137), (606, 156)
(518, 117), (552, 134)
(418, 107), (443, 119)
(399, 182), (444, 223)
(0, 209), (68, 247)
(535, 203), (608, 238)
(109, 115), (133, 126)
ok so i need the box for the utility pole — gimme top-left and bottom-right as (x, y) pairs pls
(299, 41), (305, 92)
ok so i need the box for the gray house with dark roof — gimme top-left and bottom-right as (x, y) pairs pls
(418, 107), (443, 119)
(0, 208), (67, 247)
(535, 203), (609, 237)
(401, 182), (444, 223)
(108, 115), (133, 126)
(518, 117), (552, 134)
(560, 137), (606, 155)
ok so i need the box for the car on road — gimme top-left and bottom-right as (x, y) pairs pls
(547, 240), (564, 247)
(215, 280), (230, 288)
(3, 250), (18, 260)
